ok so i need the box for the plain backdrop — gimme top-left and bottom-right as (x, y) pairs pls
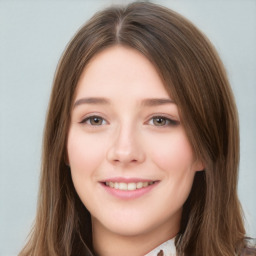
(0, 0), (256, 255)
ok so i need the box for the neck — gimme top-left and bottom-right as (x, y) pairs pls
(92, 218), (178, 256)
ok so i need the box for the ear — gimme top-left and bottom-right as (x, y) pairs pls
(193, 159), (205, 172)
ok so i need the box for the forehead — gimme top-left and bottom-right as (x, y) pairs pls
(74, 45), (171, 100)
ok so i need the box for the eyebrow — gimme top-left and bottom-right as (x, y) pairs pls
(141, 98), (175, 106)
(73, 97), (110, 108)
(73, 97), (175, 109)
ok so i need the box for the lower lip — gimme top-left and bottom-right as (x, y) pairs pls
(100, 182), (159, 200)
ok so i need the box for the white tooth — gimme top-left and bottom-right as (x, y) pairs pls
(110, 181), (153, 190)
(128, 183), (136, 190)
(119, 183), (127, 190)
(136, 182), (143, 189)
(143, 182), (149, 187)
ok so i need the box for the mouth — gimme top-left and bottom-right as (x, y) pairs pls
(103, 181), (156, 191)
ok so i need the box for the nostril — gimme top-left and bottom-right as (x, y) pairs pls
(106, 142), (145, 164)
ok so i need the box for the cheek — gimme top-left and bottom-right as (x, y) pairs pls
(146, 130), (196, 204)
(67, 128), (106, 178)
(148, 130), (195, 174)
(67, 128), (108, 213)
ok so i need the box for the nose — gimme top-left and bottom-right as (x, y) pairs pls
(106, 124), (145, 166)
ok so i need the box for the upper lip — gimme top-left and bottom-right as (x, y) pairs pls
(101, 177), (157, 183)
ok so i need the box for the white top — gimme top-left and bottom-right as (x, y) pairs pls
(145, 238), (176, 256)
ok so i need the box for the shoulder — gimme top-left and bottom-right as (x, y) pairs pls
(238, 237), (256, 255)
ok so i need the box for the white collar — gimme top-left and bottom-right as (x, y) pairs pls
(144, 238), (176, 256)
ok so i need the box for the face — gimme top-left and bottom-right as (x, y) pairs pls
(67, 46), (203, 240)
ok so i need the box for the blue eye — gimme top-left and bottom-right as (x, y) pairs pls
(81, 116), (106, 126)
(149, 116), (179, 126)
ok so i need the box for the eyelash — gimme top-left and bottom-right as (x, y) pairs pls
(80, 115), (179, 127)
(147, 116), (180, 127)
(80, 115), (107, 126)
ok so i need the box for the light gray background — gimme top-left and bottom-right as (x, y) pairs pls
(1, 0), (255, 255)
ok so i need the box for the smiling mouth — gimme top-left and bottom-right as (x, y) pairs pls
(104, 181), (156, 191)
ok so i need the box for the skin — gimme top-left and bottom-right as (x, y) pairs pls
(67, 46), (203, 256)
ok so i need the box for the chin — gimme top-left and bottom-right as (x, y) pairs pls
(103, 222), (156, 237)
(92, 207), (180, 239)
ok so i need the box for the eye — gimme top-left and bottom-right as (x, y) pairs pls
(80, 115), (107, 126)
(149, 116), (179, 127)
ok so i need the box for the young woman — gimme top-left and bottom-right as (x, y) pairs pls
(19, 2), (253, 256)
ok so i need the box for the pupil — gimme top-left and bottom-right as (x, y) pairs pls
(154, 117), (166, 126)
(92, 117), (101, 125)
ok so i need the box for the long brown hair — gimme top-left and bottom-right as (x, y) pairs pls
(19, 2), (245, 256)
